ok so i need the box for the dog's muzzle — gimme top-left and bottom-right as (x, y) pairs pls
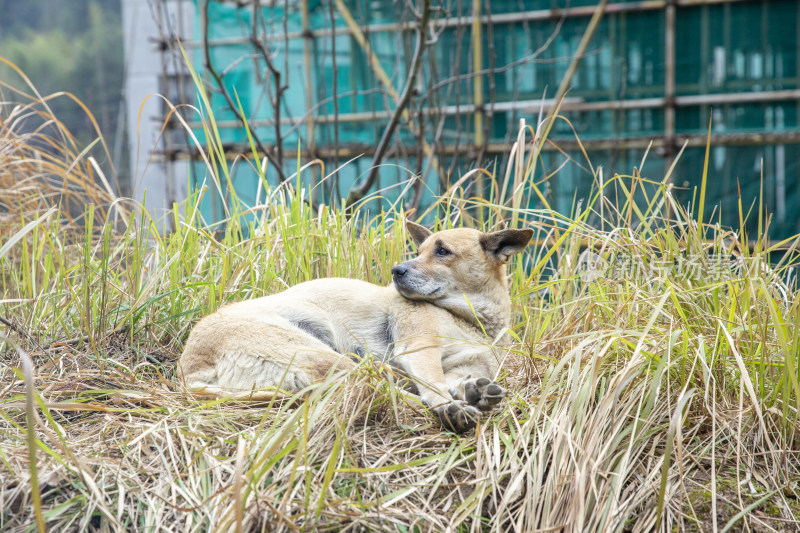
(392, 261), (442, 298)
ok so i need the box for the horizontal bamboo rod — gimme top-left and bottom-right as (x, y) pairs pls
(166, 88), (800, 130)
(151, 130), (800, 162)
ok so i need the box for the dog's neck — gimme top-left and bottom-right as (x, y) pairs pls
(436, 289), (512, 339)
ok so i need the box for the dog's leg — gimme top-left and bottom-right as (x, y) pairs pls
(180, 320), (356, 398)
(394, 338), (481, 433)
(182, 347), (355, 399)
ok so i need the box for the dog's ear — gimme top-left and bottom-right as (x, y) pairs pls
(480, 228), (534, 263)
(406, 221), (433, 247)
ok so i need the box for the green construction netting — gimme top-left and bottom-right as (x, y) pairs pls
(189, 0), (800, 240)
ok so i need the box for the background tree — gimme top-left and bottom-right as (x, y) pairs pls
(0, 0), (127, 192)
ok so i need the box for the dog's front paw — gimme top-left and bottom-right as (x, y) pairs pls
(434, 400), (480, 433)
(460, 377), (507, 411)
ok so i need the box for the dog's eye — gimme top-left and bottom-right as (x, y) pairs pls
(435, 246), (450, 257)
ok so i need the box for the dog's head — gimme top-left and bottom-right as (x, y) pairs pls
(392, 221), (533, 308)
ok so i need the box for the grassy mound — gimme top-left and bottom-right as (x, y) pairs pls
(1, 79), (799, 532)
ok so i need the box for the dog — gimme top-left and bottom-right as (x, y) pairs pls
(178, 221), (533, 432)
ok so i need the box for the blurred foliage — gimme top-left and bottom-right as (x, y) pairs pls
(0, 0), (126, 190)
(0, 0), (118, 38)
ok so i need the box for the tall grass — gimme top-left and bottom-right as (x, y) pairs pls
(1, 66), (799, 532)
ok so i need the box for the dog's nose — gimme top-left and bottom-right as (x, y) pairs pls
(391, 265), (407, 278)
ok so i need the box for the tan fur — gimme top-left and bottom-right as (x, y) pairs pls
(178, 222), (533, 432)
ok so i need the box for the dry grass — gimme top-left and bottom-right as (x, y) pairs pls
(0, 58), (123, 232)
(1, 73), (799, 532)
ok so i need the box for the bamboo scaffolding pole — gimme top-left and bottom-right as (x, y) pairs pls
(156, 1), (178, 229)
(472, 0), (483, 149)
(664, 0), (676, 169)
(301, 0), (315, 153)
(300, 0), (317, 199)
(471, 0), (484, 198)
(177, 88), (800, 130)
(154, 130), (800, 163)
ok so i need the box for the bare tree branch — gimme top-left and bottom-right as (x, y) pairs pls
(250, 2), (288, 172)
(202, 0), (286, 182)
(345, 0), (432, 207)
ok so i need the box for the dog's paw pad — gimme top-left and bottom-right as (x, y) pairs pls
(434, 400), (480, 433)
(463, 378), (507, 411)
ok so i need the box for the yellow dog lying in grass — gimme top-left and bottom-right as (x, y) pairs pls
(179, 222), (532, 432)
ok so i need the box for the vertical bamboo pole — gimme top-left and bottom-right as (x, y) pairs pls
(301, 0), (317, 200)
(664, 0), (676, 176)
(471, 0), (484, 201)
(158, 1), (176, 230)
(301, 0), (315, 152)
(472, 0), (484, 202)
(472, 0), (485, 202)
(472, 0), (483, 149)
